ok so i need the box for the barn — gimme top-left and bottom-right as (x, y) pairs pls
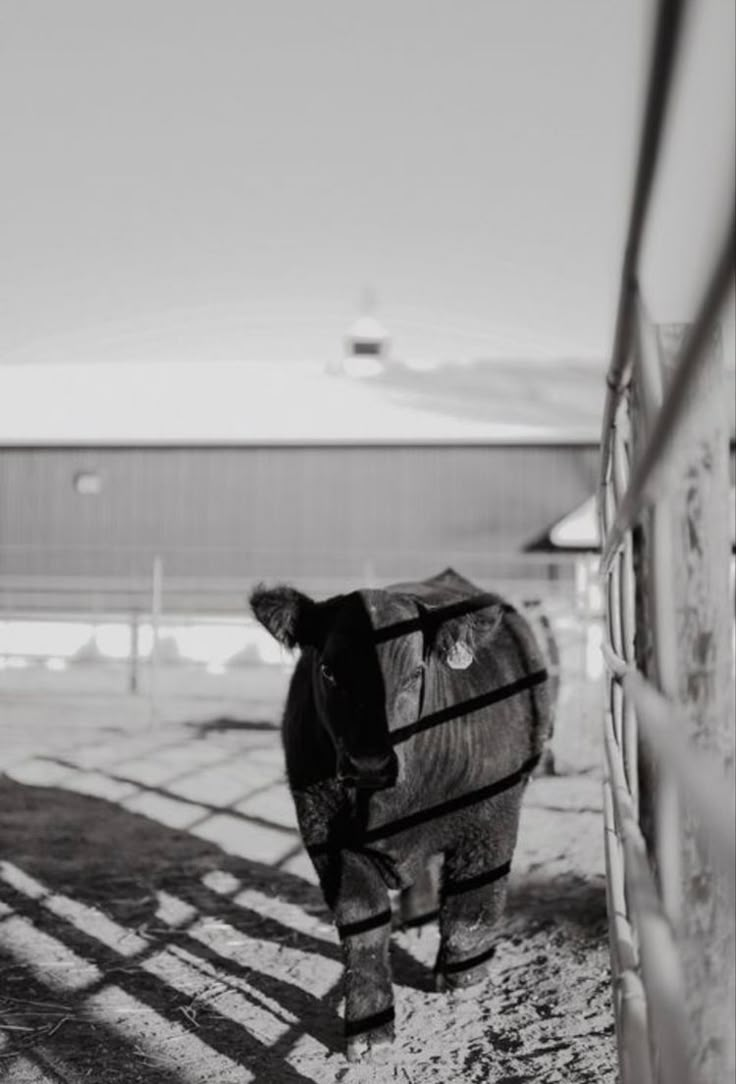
(0, 350), (604, 615)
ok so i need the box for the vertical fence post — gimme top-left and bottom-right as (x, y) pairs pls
(629, 314), (659, 864)
(657, 322), (735, 1084)
(150, 556), (163, 719)
(633, 302), (684, 925)
(129, 610), (139, 694)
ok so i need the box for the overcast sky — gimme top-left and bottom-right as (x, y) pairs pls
(1, 1), (733, 367)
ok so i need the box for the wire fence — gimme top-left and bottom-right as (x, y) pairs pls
(598, 2), (735, 1082)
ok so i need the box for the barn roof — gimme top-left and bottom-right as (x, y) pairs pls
(4, 356), (731, 447)
(0, 358), (605, 446)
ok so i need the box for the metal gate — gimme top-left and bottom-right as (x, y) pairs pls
(599, 2), (735, 1082)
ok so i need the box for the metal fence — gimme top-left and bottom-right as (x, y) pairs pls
(598, 2), (735, 1082)
(0, 554), (604, 772)
(0, 551), (600, 685)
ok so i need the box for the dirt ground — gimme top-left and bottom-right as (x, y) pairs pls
(0, 664), (616, 1084)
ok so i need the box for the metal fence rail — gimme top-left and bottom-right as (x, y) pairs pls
(599, 3), (735, 1082)
(0, 551), (587, 616)
(0, 554), (600, 723)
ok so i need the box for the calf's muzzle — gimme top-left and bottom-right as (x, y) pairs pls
(337, 749), (399, 791)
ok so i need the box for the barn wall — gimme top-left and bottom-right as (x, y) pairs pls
(0, 444), (599, 589)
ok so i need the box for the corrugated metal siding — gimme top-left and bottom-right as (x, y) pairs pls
(0, 445), (599, 584)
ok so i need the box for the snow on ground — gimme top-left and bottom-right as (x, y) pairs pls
(0, 666), (615, 1083)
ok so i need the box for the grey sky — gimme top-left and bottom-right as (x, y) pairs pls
(1, 1), (733, 366)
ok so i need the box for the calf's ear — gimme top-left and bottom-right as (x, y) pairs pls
(250, 585), (320, 648)
(436, 603), (505, 669)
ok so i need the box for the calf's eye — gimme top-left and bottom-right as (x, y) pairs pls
(320, 663), (337, 687)
(400, 664), (425, 690)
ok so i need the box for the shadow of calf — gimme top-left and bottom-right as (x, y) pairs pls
(505, 872), (608, 940)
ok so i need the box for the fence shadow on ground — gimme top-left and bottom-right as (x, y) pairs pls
(0, 685), (612, 1084)
(0, 776), (445, 1082)
(188, 716), (279, 736)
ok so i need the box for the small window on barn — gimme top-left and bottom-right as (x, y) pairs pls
(74, 471), (102, 496)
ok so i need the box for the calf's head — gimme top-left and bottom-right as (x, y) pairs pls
(250, 585), (425, 791)
(251, 582), (507, 790)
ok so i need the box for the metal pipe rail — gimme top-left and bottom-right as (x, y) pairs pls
(601, 213), (736, 575)
(602, 642), (736, 896)
(604, 711), (693, 1084)
(597, 2), (735, 1082)
(598, 0), (687, 494)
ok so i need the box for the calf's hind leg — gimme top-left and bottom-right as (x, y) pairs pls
(399, 854), (442, 931)
(435, 853), (511, 991)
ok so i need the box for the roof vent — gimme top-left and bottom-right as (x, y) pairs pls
(336, 291), (391, 378)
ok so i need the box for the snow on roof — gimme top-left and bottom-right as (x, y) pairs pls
(549, 496), (599, 550)
(0, 361), (600, 445)
(541, 490), (735, 551)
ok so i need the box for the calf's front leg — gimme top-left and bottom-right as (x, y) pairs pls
(318, 849), (395, 1062)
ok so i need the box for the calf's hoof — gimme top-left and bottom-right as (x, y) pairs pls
(346, 1020), (395, 1064)
(436, 971), (484, 998)
(435, 947), (495, 995)
(437, 975), (484, 1002)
